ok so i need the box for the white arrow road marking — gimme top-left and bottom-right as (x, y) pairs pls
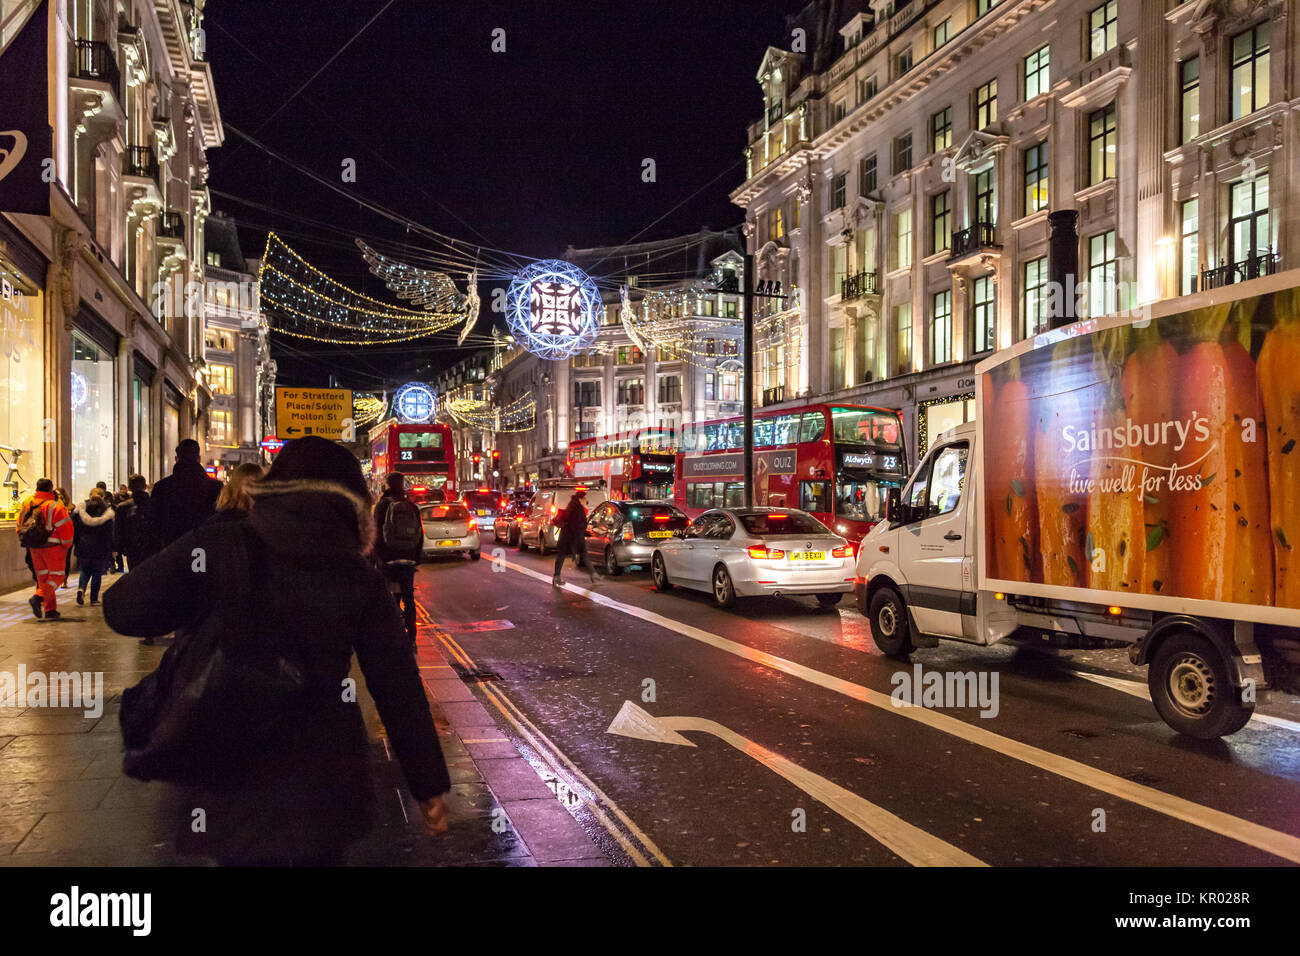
(607, 700), (986, 867)
(1068, 669), (1300, 735)
(500, 557), (1300, 864)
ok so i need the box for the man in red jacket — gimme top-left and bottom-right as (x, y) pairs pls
(18, 478), (74, 619)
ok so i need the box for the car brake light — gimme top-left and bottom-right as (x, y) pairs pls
(832, 544), (852, 558)
(550, 504), (557, 516)
(653, 514), (670, 522)
(468, 519), (478, 531)
(622, 526), (634, 541)
(747, 545), (785, 560)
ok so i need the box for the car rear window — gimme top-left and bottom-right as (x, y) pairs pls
(423, 505), (468, 521)
(462, 492), (497, 507)
(739, 511), (831, 536)
(625, 505), (689, 534)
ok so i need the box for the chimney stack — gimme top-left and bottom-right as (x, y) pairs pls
(1047, 210), (1079, 330)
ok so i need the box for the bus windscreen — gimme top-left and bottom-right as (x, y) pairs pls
(831, 407), (902, 446)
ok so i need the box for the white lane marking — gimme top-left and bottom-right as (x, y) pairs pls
(429, 619), (671, 867)
(1069, 669), (1300, 735)
(502, 557), (1300, 864)
(608, 700), (986, 868)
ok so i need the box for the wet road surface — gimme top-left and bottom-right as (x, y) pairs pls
(414, 532), (1300, 866)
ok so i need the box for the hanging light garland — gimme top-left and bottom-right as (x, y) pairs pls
(259, 233), (471, 344)
(352, 392), (388, 429)
(443, 382), (537, 433)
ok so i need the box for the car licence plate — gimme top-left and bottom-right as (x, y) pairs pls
(477, 510), (487, 516)
(788, 551), (825, 562)
(647, 530), (673, 538)
(436, 539), (459, 547)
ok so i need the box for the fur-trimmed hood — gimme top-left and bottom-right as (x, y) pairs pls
(247, 479), (375, 554)
(78, 502), (114, 526)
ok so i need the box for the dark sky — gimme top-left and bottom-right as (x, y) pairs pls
(204, 0), (808, 388)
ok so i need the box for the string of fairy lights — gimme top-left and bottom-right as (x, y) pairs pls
(256, 219), (803, 432)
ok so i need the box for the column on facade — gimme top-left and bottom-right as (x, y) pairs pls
(1135, 0), (1169, 302)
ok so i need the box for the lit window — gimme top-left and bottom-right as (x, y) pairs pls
(895, 209), (913, 270)
(975, 78), (998, 129)
(931, 106), (952, 153)
(209, 409), (232, 444)
(1180, 199), (1199, 296)
(1025, 44), (1050, 100)
(209, 363), (234, 396)
(972, 275), (995, 354)
(931, 290), (952, 365)
(1088, 230), (1118, 317)
(1179, 57), (1199, 143)
(1088, 103), (1117, 185)
(1231, 24), (1269, 119)
(1024, 141), (1049, 213)
(1023, 256), (1048, 338)
(894, 303), (912, 374)
(1087, 1), (1117, 60)
(933, 18), (950, 50)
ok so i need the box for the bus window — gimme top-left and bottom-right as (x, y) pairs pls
(723, 482), (745, 508)
(770, 414), (800, 445)
(831, 407), (902, 445)
(799, 411), (827, 443)
(800, 481), (831, 513)
(835, 478), (891, 523)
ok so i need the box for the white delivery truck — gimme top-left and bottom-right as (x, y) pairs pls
(856, 271), (1300, 738)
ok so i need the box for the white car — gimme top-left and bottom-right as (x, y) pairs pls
(517, 484), (608, 554)
(651, 507), (856, 609)
(420, 502), (481, 561)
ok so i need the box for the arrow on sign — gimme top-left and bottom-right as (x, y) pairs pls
(606, 700), (986, 867)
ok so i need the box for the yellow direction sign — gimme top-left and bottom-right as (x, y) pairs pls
(275, 387), (354, 441)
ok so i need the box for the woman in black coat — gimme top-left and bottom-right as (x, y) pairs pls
(103, 436), (450, 865)
(72, 488), (115, 604)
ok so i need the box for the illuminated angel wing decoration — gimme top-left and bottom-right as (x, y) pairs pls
(356, 239), (468, 313)
(619, 285), (646, 351)
(458, 271), (480, 346)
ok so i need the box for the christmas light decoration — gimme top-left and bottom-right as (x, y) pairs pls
(356, 239), (471, 313)
(505, 260), (601, 360)
(259, 233), (471, 344)
(394, 382), (436, 423)
(352, 392), (388, 429)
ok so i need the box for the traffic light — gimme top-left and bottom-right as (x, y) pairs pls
(472, 453), (481, 465)
(491, 449), (500, 463)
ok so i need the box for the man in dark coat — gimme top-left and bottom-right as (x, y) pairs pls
(113, 474), (157, 571)
(552, 489), (597, 588)
(373, 472), (424, 646)
(149, 438), (222, 548)
(102, 436), (450, 865)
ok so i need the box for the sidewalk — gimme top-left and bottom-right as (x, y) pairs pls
(0, 573), (609, 866)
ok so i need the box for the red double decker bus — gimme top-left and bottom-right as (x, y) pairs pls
(368, 417), (457, 503)
(674, 403), (907, 543)
(566, 427), (678, 500)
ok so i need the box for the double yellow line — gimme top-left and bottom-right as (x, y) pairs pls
(416, 603), (672, 867)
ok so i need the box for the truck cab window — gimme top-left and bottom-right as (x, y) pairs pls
(927, 442), (969, 516)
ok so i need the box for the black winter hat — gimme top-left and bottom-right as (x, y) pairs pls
(261, 436), (371, 503)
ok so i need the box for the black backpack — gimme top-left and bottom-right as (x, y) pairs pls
(381, 498), (423, 553)
(119, 524), (305, 785)
(120, 498), (156, 556)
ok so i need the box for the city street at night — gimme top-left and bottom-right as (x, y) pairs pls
(2, 0), (1300, 938)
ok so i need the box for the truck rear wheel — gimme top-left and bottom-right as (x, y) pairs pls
(869, 587), (914, 658)
(1148, 631), (1254, 739)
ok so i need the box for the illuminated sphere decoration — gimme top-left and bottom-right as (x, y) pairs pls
(393, 382), (436, 424)
(505, 259), (602, 360)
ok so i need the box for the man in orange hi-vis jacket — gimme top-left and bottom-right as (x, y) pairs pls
(17, 478), (74, 620)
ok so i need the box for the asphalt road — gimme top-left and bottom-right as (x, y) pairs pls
(412, 531), (1300, 867)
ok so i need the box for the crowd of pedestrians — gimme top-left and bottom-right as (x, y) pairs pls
(13, 435), (450, 865)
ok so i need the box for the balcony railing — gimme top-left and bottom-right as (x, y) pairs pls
(1199, 250), (1281, 291)
(762, 385), (786, 406)
(950, 220), (999, 260)
(71, 39), (120, 98)
(123, 145), (159, 183)
(841, 270), (878, 301)
(157, 211), (185, 240)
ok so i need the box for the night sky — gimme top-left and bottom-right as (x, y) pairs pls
(204, 0), (807, 388)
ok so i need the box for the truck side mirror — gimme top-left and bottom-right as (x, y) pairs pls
(886, 487), (903, 524)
